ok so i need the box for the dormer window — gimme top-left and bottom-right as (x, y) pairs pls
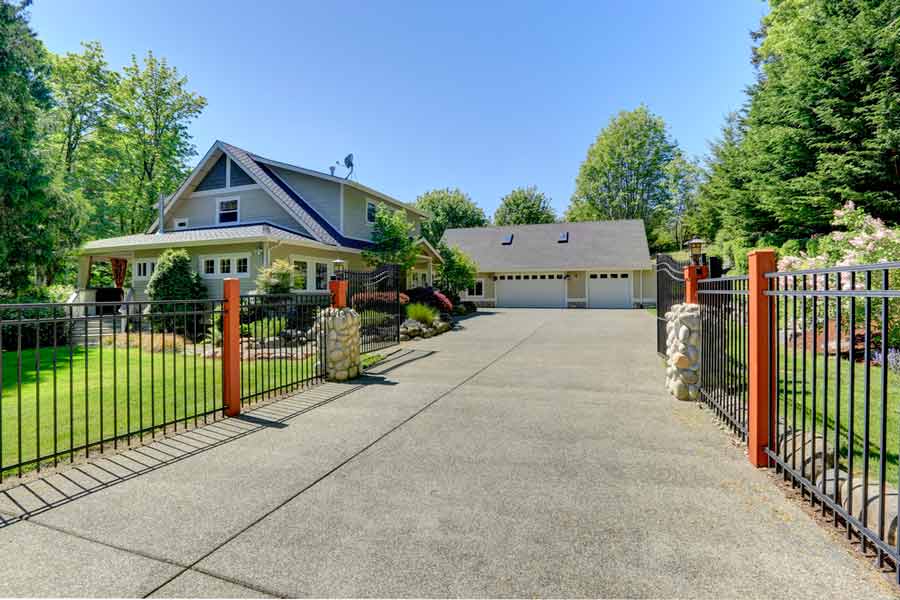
(217, 197), (239, 224)
(501, 233), (514, 245)
(558, 232), (569, 243)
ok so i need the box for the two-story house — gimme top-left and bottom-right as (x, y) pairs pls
(77, 140), (442, 302)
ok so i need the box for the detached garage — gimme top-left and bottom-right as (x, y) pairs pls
(442, 220), (655, 309)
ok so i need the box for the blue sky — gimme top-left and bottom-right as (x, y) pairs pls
(29, 0), (766, 218)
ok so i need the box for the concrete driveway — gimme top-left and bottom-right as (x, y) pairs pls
(0, 309), (895, 597)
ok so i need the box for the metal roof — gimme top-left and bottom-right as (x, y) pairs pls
(441, 220), (652, 272)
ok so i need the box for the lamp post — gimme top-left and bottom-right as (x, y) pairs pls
(684, 238), (705, 266)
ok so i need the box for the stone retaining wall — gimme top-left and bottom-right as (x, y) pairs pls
(665, 303), (700, 401)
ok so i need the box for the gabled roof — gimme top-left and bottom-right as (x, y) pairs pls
(441, 220), (651, 272)
(414, 237), (444, 263)
(148, 140), (427, 247)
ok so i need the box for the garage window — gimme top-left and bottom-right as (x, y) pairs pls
(611, 274), (619, 279)
(600, 274), (608, 279)
(590, 274), (598, 279)
(515, 275), (521, 280)
(621, 273), (629, 278)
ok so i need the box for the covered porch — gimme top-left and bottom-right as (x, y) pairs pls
(406, 238), (444, 289)
(74, 253), (135, 314)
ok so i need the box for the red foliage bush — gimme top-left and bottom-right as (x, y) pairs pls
(351, 291), (409, 311)
(406, 287), (453, 313)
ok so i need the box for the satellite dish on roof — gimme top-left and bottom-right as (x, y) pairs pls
(342, 153), (354, 179)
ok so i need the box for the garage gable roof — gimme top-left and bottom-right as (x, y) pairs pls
(441, 220), (651, 272)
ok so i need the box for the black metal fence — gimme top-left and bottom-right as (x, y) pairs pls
(0, 299), (225, 481)
(698, 276), (749, 437)
(656, 254), (688, 356)
(238, 293), (330, 406)
(765, 262), (900, 576)
(345, 265), (402, 354)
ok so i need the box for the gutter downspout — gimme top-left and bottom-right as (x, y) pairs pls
(157, 194), (165, 234)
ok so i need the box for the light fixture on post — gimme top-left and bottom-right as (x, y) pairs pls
(684, 238), (705, 266)
(332, 259), (346, 281)
(329, 259), (348, 309)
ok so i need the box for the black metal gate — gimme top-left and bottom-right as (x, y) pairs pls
(655, 254), (687, 356)
(345, 264), (402, 354)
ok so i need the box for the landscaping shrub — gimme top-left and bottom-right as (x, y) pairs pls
(462, 301), (478, 314)
(246, 316), (287, 338)
(406, 302), (438, 326)
(0, 286), (73, 350)
(256, 259), (293, 294)
(146, 249), (207, 339)
(350, 291), (409, 311)
(360, 310), (392, 327)
(406, 286), (453, 313)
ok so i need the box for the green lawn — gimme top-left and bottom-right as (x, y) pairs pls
(1, 340), (319, 475)
(776, 341), (900, 486)
(702, 316), (900, 484)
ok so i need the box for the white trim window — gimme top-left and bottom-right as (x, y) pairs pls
(366, 199), (377, 224)
(290, 255), (332, 291)
(199, 253), (251, 279)
(217, 197), (239, 224)
(134, 260), (157, 281)
(466, 278), (485, 298)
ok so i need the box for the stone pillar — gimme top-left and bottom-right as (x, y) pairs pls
(665, 303), (700, 401)
(320, 307), (361, 381)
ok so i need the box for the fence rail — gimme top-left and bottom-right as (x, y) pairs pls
(345, 265), (402, 354)
(765, 264), (900, 573)
(238, 293), (330, 406)
(698, 276), (749, 437)
(0, 298), (226, 480)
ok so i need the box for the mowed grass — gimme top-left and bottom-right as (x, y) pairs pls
(776, 342), (900, 486)
(1, 340), (319, 474)
(710, 318), (900, 485)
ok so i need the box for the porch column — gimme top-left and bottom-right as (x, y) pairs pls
(428, 259), (433, 286)
(77, 255), (92, 289)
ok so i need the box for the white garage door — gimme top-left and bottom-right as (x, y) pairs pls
(496, 273), (566, 308)
(587, 272), (632, 309)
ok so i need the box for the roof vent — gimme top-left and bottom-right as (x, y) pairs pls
(558, 232), (569, 243)
(501, 233), (514, 245)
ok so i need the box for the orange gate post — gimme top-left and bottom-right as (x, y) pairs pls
(222, 278), (241, 417)
(747, 249), (776, 467)
(683, 263), (709, 304)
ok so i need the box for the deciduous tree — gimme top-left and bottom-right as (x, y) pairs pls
(565, 105), (680, 251)
(415, 188), (487, 246)
(362, 204), (418, 270)
(493, 186), (556, 226)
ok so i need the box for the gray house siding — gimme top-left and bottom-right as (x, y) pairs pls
(230, 160), (254, 186)
(343, 185), (422, 241)
(195, 155), (227, 191)
(269, 166), (342, 230)
(164, 187), (309, 235)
